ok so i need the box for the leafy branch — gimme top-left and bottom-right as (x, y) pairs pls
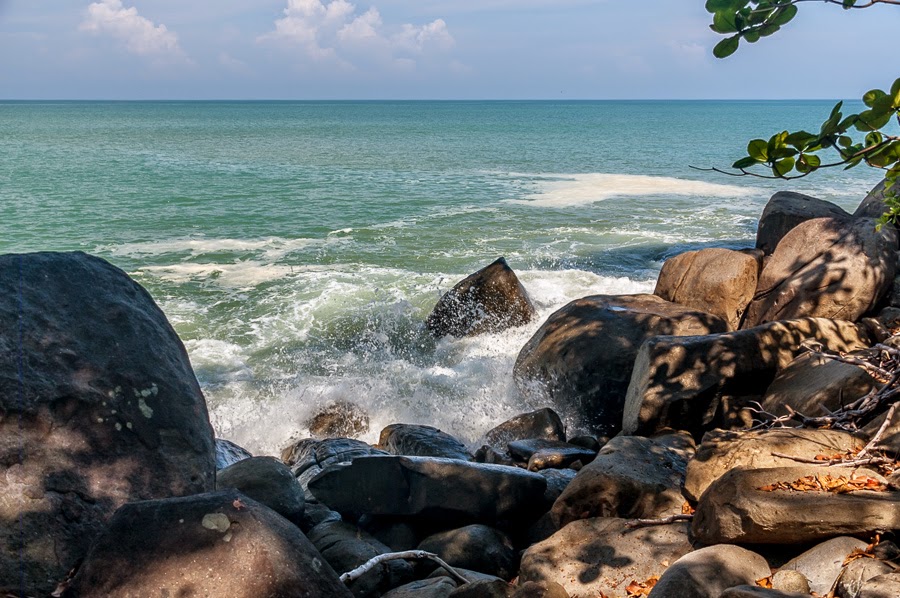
(703, 0), (900, 225)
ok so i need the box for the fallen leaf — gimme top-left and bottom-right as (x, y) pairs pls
(755, 576), (773, 588)
(681, 501), (695, 515)
(232, 499), (246, 510)
(625, 575), (659, 597)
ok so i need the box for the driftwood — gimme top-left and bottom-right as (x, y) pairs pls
(339, 550), (470, 586)
(625, 514), (693, 529)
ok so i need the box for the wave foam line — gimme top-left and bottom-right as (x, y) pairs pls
(505, 173), (753, 208)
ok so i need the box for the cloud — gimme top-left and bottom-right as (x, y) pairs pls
(80, 0), (187, 61)
(261, 0), (454, 68)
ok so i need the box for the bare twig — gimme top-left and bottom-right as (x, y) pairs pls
(810, 350), (894, 382)
(770, 451), (894, 468)
(858, 402), (900, 459)
(339, 550), (469, 586)
(625, 514), (693, 529)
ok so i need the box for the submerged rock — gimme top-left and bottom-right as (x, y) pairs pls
(426, 257), (536, 338)
(515, 294), (726, 436)
(0, 251), (216, 595)
(215, 438), (253, 470)
(307, 401), (370, 438)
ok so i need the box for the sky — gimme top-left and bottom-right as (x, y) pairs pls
(1, 0), (897, 100)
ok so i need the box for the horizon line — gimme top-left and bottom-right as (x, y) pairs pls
(0, 97), (855, 102)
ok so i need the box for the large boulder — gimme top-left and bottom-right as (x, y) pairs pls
(756, 191), (851, 255)
(743, 217), (897, 328)
(550, 434), (691, 527)
(654, 247), (760, 330)
(692, 466), (900, 544)
(519, 518), (693, 598)
(379, 424), (474, 461)
(308, 455), (547, 525)
(216, 456), (306, 524)
(683, 428), (866, 502)
(215, 438), (253, 469)
(418, 525), (517, 581)
(854, 178), (894, 220)
(426, 257), (536, 338)
(515, 294), (726, 436)
(623, 317), (874, 437)
(780, 536), (870, 596)
(649, 545), (771, 598)
(67, 490), (351, 598)
(282, 437), (388, 495)
(482, 408), (566, 451)
(0, 252), (215, 595)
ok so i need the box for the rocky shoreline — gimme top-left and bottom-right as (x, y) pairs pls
(3, 180), (900, 597)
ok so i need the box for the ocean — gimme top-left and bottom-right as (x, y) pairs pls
(1, 100), (886, 455)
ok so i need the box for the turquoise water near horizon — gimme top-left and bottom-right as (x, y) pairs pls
(1, 100), (887, 454)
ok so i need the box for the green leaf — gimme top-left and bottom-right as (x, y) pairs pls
(866, 131), (885, 147)
(858, 109), (893, 131)
(863, 89), (886, 108)
(712, 11), (740, 33)
(838, 135), (853, 148)
(713, 35), (740, 58)
(804, 154), (821, 168)
(830, 101), (844, 119)
(770, 4), (798, 26)
(733, 156), (759, 169)
(743, 28), (761, 43)
(785, 130), (817, 150)
(747, 138), (768, 161)
(891, 77), (900, 106)
(773, 156), (795, 177)
(842, 0), (857, 8)
(758, 23), (781, 37)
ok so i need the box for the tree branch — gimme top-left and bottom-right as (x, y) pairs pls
(339, 551), (470, 586)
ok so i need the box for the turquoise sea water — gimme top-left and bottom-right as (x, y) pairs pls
(1, 100), (886, 453)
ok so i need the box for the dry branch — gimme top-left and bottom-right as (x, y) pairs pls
(339, 550), (469, 586)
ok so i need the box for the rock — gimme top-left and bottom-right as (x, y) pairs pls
(515, 294), (726, 436)
(419, 525), (517, 581)
(512, 581), (570, 598)
(379, 424), (474, 461)
(743, 217), (897, 327)
(861, 409), (900, 457)
(566, 435), (603, 452)
(550, 434), (690, 528)
(623, 317), (874, 437)
(756, 190), (851, 255)
(654, 247), (760, 330)
(426, 257), (536, 338)
(854, 178), (894, 220)
(648, 545), (771, 598)
(771, 570), (810, 594)
(308, 519), (414, 597)
(0, 251), (216, 595)
(780, 536), (869, 596)
(449, 579), (514, 598)
(538, 469), (577, 508)
(836, 558), (895, 598)
(760, 351), (877, 418)
(858, 572), (900, 598)
(307, 401), (370, 438)
(67, 489), (350, 598)
(483, 408), (566, 450)
(359, 516), (421, 552)
(308, 455), (547, 525)
(428, 568), (505, 584)
(506, 439), (596, 471)
(474, 445), (517, 466)
(215, 456), (305, 524)
(215, 438), (253, 469)
(519, 517), (693, 598)
(282, 437), (388, 495)
(692, 466), (900, 544)
(683, 428), (866, 502)
(383, 577), (457, 598)
(720, 587), (809, 598)
(300, 499), (342, 533)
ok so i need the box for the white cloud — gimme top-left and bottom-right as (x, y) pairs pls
(80, 0), (187, 61)
(261, 0), (454, 68)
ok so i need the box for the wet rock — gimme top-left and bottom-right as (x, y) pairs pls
(623, 317), (874, 437)
(836, 558), (895, 598)
(380, 424), (474, 461)
(449, 579), (514, 598)
(743, 217), (897, 327)
(483, 408), (566, 450)
(566, 435), (603, 452)
(282, 437), (388, 495)
(780, 536), (869, 596)
(756, 190), (851, 255)
(683, 428), (865, 502)
(426, 257), (536, 338)
(300, 499), (342, 533)
(648, 545), (771, 598)
(308, 455), (547, 525)
(418, 525), (517, 581)
(215, 456), (305, 524)
(692, 466), (899, 544)
(519, 518), (693, 598)
(308, 519), (414, 597)
(474, 445), (517, 466)
(512, 581), (570, 598)
(506, 439), (597, 471)
(0, 251), (216, 595)
(67, 489), (350, 598)
(654, 247), (760, 330)
(383, 577), (457, 598)
(215, 438), (253, 469)
(307, 401), (370, 438)
(515, 294), (726, 436)
(551, 435), (690, 527)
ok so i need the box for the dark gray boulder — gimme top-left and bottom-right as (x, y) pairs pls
(514, 294), (726, 436)
(418, 525), (517, 581)
(482, 408), (566, 450)
(426, 257), (536, 338)
(216, 455), (305, 524)
(0, 251), (215, 596)
(67, 489), (350, 598)
(379, 424), (474, 461)
(215, 438), (253, 469)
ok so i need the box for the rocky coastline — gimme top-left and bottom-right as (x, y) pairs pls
(3, 181), (900, 597)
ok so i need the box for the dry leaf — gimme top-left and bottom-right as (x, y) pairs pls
(681, 501), (695, 515)
(625, 575), (659, 597)
(758, 474), (887, 494)
(755, 576), (773, 588)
